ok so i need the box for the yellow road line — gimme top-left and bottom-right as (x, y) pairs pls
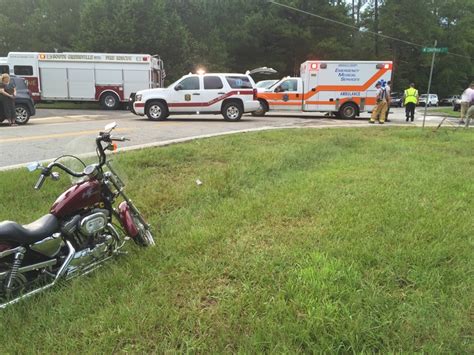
(0, 127), (131, 144)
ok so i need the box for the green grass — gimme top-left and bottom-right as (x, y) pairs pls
(0, 128), (473, 353)
(427, 106), (460, 118)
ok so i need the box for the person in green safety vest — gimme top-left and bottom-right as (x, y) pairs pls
(404, 83), (418, 122)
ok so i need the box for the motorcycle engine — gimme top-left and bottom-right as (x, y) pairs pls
(61, 209), (110, 249)
(60, 209), (117, 273)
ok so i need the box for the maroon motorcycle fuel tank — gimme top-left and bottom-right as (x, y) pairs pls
(50, 180), (102, 218)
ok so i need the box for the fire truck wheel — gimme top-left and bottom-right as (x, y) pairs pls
(100, 92), (120, 110)
(339, 103), (358, 120)
(222, 101), (243, 121)
(146, 101), (168, 121)
(252, 100), (268, 116)
(15, 104), (31, 125)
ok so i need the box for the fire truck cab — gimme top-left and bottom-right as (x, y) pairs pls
(255, 60), (393, 119)
(0, 52), (165, 110)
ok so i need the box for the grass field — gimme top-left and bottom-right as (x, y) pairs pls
(0, 128), (472, 352)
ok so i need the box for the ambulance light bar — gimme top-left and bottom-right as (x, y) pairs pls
(310, 63), (327, 69)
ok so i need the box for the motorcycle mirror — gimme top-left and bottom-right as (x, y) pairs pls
(104, 122), (117, 132)
(51, 172), (60, 181)
(26, 161), (41, 172)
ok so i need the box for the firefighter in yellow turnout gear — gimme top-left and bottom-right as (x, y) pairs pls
(369, 81), (389, 124)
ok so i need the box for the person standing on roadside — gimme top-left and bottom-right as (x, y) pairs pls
(459, 82), (474, 125)
(384, 81), (392, 122)
(369, 81), (388, 124)
(464, 82), (474, 128)
(403, 83), (418, 122)
(0, 74), (16, 126)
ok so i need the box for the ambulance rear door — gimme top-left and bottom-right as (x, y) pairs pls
(301, 61), (321, 111)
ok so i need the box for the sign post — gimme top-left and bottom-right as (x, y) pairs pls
(421, 41), (447, 128)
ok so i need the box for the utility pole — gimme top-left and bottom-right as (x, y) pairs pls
(374, 0), (379, 57)
(422, 40), (437, 129)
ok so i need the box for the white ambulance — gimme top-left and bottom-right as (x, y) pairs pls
(255, 60), (393, 119)
(0, 52), (165, 110)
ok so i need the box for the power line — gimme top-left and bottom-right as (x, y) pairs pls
(267, 0), (472, 60)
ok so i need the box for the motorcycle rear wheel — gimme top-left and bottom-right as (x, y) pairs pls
(0, 270), (27, 303)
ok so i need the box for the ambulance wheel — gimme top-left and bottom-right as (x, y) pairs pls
(100, 93), (120, 110)
(252, 100), (268, 116)
(222, 101), (243, 121)
(339, 103), (358, 120)
(146, 101), (168, 121)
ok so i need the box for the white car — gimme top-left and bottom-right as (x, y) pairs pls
(418, 94), (439, 107)
(131, 73), (260, 121)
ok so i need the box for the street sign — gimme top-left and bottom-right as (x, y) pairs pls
(422, 47), (448, 53)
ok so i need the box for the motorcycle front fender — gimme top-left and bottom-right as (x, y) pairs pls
(118, 202), (139, 238)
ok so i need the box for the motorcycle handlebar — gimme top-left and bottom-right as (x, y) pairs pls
(96, 133), (130, 165)
(49, 162), (86, 178)
(34, 129), (128, 189)
(110, 136), (130, 142)
(34, 174), (47, 190)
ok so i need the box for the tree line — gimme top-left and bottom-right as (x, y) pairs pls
(0, 0), (472, 97)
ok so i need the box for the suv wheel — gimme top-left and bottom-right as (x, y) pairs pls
(222, 102), (243, 121)
(15, 104), (30, 125)
(146, 101), (168, 121)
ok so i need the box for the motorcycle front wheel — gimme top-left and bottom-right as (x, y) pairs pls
(131, 213), (155, 247)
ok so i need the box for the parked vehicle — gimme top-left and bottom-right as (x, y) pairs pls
(418, 94), (439, 107)
(0, 123), (154, 309)
(453, 96), (461, 111)
(255, 80), (278, 89)
(440, 95), (460, 106)
(0, 75), (36, 125)
(253, 60), (393, 119)
(0, 52), (165, 110)
(130, 72), (260, 121)
(389, 92), (403, 107)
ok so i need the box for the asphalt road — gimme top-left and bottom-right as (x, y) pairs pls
(0, 107), (454, 169)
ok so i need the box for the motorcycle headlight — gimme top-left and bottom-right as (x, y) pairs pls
(135, 94), (142, 102)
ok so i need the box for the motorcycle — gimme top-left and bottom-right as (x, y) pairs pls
(0, 122), (155, 309)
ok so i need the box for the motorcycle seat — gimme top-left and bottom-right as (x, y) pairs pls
(0, 214), (60, 244)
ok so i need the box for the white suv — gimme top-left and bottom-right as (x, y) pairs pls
(131, 73), (260, 121)
(418, 94), (439, 107)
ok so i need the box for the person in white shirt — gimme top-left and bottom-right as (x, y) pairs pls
(460, 83), (474, 124)
(465, 82), (474, 127)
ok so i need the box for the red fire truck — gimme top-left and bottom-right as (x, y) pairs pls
(0, 52), (165, 109)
